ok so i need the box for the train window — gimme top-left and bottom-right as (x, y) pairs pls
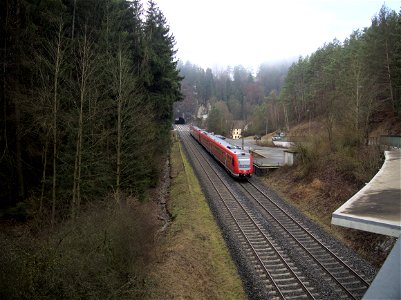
(238, 159), (250, 170)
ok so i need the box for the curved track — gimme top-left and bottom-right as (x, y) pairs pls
(176, 125), (373, 299)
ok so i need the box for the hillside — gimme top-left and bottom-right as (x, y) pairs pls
(261, 117), (400, 268)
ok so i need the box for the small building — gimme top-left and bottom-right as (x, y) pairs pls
(231, 120), (246, 139)
(232, 128), (242, 139)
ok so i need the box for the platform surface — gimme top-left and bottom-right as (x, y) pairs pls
(226, 138), (286, 167)
(332, 150), (401, 237)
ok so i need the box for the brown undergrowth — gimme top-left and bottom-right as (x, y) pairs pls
(0, 133), (245, 299)
(263, 145), (396, 268)
(0, 197), (159, 299)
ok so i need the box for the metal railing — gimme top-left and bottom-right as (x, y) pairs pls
(368, 135), (401, 149)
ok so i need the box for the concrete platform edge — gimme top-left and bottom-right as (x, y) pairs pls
(332, 213), (401, 237)
(331, 150), (401, 237)
(332, 151), (391, 215)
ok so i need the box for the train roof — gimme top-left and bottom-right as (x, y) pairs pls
(192, 126), (250, 156)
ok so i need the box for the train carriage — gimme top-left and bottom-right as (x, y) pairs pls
(190, 125), (253, 178)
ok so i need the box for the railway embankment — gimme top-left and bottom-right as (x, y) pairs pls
(178, 124), (375, 299)
(261, 143), (397, 268)
(147, 132), (245, 299)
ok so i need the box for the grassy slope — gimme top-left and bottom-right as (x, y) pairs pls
(260, 120), (397, 268)
(147, 135), (246, 299)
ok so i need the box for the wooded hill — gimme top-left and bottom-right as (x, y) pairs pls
(0, 0), (182, 222)
(176, 5), (401, 142)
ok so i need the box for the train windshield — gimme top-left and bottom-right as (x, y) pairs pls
(238, 158), (251, 170)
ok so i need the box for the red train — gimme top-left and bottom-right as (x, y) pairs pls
(190, 125), (253, 178)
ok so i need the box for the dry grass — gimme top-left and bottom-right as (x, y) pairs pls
(263, 169), (396, 268)
(0, 197), (159, 299)
(146, 138), (246, 299)
(0, 133), (245, 299)
(262, 139), (396, 268)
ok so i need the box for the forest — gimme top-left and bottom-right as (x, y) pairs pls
(1, 0), (182, 221)
(176, 5), (401, 144)
(0, 1), (400, 298)
(175, 61), (290, 136)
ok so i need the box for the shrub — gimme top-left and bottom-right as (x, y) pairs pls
(0, 198), (156, 299)
(294, 131), (383, 188)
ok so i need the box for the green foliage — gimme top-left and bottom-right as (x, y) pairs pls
(248, 103), (268, 135)
(176, 5), (400, 143)
(364, 6), (401, 117)
(280, 4), (401, 141)
(0, 0), (182, 219)
(175, 61), (288, 124)
(207, 101), (233, 136)
(207, 106), (223, 134)
(143, 1), (183, 130)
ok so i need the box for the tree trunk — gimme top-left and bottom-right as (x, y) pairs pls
(384, 39), (395, 114)
(51, 21), (64, 227)
(116, 48), (122, 205)
(39, 137), (48, 214)
(14, 95), (24, 199)
(1, 1), (8, 163)
(71, 0), (77, 40)
(355, 73), (360, 131)
(283, 102), (290, 132)
(72, 31), (89, 219)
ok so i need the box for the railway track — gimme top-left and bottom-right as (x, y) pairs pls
(176, 125), (372, 299)
(238, 181), (370, 299)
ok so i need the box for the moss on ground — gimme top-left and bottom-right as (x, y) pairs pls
(146, 137), (246, 299)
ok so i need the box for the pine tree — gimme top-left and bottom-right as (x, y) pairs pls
(143, 0), (182, 141)
(364, 6), (401, 117)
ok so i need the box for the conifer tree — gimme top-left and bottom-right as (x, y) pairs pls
(364, 6), (401, 117)
(143, 0), (182, 143)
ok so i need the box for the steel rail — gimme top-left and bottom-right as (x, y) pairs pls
(180, 129), (315, 299)
(244, 179), (370, 293)
(248, 180), (371, 288)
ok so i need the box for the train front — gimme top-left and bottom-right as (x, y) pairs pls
(237, 152), (253, 177)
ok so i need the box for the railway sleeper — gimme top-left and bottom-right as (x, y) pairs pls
(326, 267), (350, 274)
(262, 259), (284, 266)
(284, 294), (311, 300)
(274, 278), (300, 284)
(346, 285), (369, 292)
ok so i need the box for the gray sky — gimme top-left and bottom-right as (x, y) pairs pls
(153, 0), (400, 71)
